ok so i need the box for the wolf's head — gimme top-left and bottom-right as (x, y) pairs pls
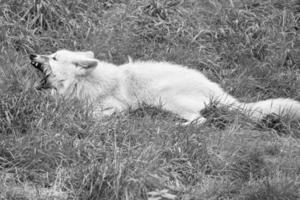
(29, 49), (98, 95)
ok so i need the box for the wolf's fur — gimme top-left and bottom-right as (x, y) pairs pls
(30, 49), (300, 124)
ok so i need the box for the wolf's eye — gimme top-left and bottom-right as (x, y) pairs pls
(53, 57), (57, 61)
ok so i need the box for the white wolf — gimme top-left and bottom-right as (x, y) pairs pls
(29, 49), (300, 124)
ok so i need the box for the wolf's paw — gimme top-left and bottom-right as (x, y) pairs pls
(91, 107), (116, 119)
(177, 117), (207, 126)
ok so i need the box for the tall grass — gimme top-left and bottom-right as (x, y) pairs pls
(0, 0), (300, 199)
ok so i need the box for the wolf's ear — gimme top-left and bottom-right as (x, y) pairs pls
(127, 56), (133, 63)
(73, 59), (98, 76)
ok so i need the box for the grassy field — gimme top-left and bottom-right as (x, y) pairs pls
(1, 0), (300, 199)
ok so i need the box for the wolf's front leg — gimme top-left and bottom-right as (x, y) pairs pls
(101, 107), (118, 116)
(98, 96), (127, 116)
(92, 104), (124, 119)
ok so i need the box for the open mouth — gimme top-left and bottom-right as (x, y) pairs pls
(31, 61), (43, 71)
(30, 60), (47, 89)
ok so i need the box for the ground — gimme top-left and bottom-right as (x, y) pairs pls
(0, 0), (300, 199)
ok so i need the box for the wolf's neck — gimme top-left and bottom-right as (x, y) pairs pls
(67, 61), (120, 102)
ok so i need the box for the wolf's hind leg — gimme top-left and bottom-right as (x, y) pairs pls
(162, 95), (208, 125)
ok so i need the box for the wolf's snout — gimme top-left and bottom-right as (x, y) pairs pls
(30, 54), (37, 60)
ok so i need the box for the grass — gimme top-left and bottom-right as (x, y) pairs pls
(0, 0), (300, 199)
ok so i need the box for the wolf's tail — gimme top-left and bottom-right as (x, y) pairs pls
(234, 98), (300, 121)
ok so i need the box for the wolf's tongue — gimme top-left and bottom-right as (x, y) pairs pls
(34, 74), (46, 90)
